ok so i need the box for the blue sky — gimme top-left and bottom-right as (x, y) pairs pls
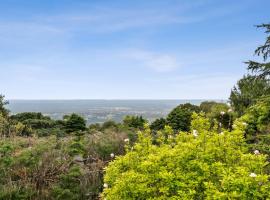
(1, 0), (270, 99)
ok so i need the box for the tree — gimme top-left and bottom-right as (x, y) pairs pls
(10, 112), (56, 133)
(150, 118), (166, 132)
(123, 115), (147, 130)
(166, 103), (201, 132)
(200, 101), (223, 114)
(0, 95), (9, 118)
(230, 75), (270, 116)
(246, 24), (270, 79)
(64, 114), (86, 133)
(101, 120), (119, 130)
(102, 114), (270, 199)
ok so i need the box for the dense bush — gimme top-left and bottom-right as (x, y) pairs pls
(238, 96), (270, 156)
(230, 76), (270, 116)
(166, 103), (201, 132)
(150, 117), (166, 132)
(200, 101), (235, 131)
(102, 113), (270, 199)
(64, 114), (86, 133)
(123, 115), (147, 130)
(0, 124), (130, 200)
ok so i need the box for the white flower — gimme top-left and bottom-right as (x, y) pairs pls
(168, 135), (173, 139)
(220, 132), (224, 135)
(228, 108), (233, 113)
(242, 122), (247, 126)
(249, 173), (257, 178)
(193, 130), (198, 137)
(110, 153), (115, 158)
(220, 111), (225, 115)
(124, 138), (129, 143)
(254, 150), (260, 155)
(103, 183), (108, 188)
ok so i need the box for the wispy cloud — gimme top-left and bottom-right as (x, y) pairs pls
(121, 49), (180, 72)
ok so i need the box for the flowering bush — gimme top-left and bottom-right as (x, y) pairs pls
(238, 96), (270, 158)
(102, 113), (270, 199)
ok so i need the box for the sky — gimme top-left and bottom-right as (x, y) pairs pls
(0, 0), (270, 100)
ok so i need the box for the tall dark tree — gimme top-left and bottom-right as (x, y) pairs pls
(64, 114), (86, 133)
(150, 118), (166, 132)
(246, 23), (270, 78)
(166, 103), (201, 132)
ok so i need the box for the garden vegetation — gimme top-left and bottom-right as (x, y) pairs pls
(0, 23), (269, 199)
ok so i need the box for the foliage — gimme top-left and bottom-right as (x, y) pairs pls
(204, 102), (234, 131)
(11, 112), (51, 122)
(230, 75), (270, 116)
(166, 103), (201, 132)
(52, 166), (86, 200)
(200, 101), (224, 114)
(101, 120), (119, 131)
(246, 23), (270, 78)
(0, 94), (9, 117)
(150, 117), (166, 132)
(64, 113), (86, 133)
(123, 115), (147, 130)
(238, 96), (270, 157)
(0, 119), (129, 200)
(0, 114), (10, 137)
(103, 114), (270, 199)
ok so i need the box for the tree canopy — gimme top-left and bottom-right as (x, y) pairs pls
(166, 103), (201, 132)
(247, 24), (270, 78)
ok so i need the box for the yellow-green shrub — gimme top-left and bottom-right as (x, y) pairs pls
(102, 113), (270, 199)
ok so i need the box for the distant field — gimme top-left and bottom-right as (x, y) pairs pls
(7, 99), (226, 124)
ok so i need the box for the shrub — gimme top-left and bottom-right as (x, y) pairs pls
(166, 103), (201, 132)
(239, 96), (270, 156)
(102, 113), (270, 199)
(123, 115), (147, 130)
(150, 118), (166, 132)
(64, 114), (86, 133)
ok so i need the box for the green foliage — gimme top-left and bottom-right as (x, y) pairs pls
(0, 142), (14, 168)
(0, 94), (9, 117)
(239, 96), (270, 156)
(10, 112), (57, 136)
(0, 185), (35, 200)
(68, 138), (86, 156)
(200, 101), (224, 114)
(246, 23), (270, 78)
(101, 120), (119, 130)
(166, 103), (201, 132)
(52, 166), (84, 200)
(230, 75), (270, 116)
(64, 113), (86, 133)
(103, 114), (270, 199)
(123, 115), (147, 130)
(0, 114), (10, 137)
(11, 112), (51, 122)
(36, 127), (65, 137)
(203, 102), (235, 130)
(150, 117), (166, 132)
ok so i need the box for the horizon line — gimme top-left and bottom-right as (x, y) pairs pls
(7, 98), (228, 101)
